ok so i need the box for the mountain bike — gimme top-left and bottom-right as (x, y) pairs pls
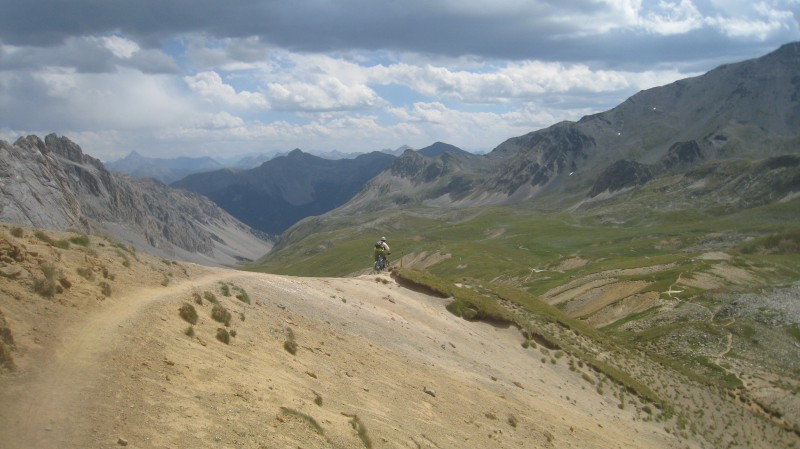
(373, 253), (388, 273)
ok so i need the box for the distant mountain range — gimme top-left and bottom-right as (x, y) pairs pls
(0, 135), (271, 266)
(172, 149), (397, 234)
(339, 42), (800, 214)
(106, 151), (226, 184)
(106, 144), (419, 185)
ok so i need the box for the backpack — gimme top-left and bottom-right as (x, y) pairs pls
(375, 242), (384, 251)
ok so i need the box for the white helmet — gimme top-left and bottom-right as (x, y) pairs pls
(381, 236), (386, 241)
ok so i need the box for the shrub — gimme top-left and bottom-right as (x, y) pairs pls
(235, 289), (250, 304)
(216, 328), (230, 344)
(184, 326), (195, 337)
(192, 292), (203, 305)
(219, 283), (231, 297)
(203, 291), (218, 304)
(10, 227), (24, 238)
(280, 407), (324, 435)
(211, 304), (231, 326)
(161, 277), (170, 287)
(68, 235), (90, 247)
(33, 264), (59, 297)
(99, 281), (112, 297)
(348, 414), (372, 449)
(507, 415), (518, 428)
(179, 303), (198, 325)
(76, 267), (94, 280)
(283, 327), (297, 355)
(34, 231), (70, 249)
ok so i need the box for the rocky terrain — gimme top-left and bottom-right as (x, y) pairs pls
(0, 134), (271, 266)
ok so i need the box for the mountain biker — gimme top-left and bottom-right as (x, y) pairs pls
(373, 236), (391, 268)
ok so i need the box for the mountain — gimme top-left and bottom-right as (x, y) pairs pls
(417, 141), (472, 158)
(172, 149), (396, 234)
(381, 144), (414, 157)
(0, 134), (271, 266)
(340, 42), (800, 213)
(107, 151), (225, 184)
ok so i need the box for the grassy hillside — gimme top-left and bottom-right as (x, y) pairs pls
(252, 198), (800, 440)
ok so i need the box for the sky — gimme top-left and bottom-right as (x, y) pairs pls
(1, 1), (798, 162)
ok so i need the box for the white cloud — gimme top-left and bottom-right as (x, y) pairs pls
(639, 0), (705, 35)
(707, 2), (798, 38)
(185, 71), (269, 109)
(265, 78), (384, 111)
(368, 59), (687, 103)
(99, 35), (140, 59)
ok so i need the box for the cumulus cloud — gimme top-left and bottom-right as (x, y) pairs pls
(1, 0), (797, 159)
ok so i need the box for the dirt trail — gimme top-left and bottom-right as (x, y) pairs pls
(2, 270), (245, 449)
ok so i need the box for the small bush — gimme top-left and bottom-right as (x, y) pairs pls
(184, 326), (195, 337)
(348, 414), (372, 449)
(114, 249), (131, 267)
(203, 291), (218, 304)
(192, 292), (203, 305)
(10, 227), (24, 238)
(161, 277), (170, 287)
(33, 264), (59, 297)
(34, 231), (70, 249)
(109, 239), (131, 253)
(76, 267), (94, 280)
(507, 414), (518, 428)
(283, 327), (298, 355)
(33, 278), (57, 297)
(235, 289), (250, 304)
(229, 329), (237, 338)
(179, 303), (198, 325)
(211, 304), (231, 325)
(280, 407), (324, 435)
(220, 283), (231, 297)
(69, 235), (90, 247)
(216, 328), (230, 344)
(283, 340), (298, 354)
(99, 281), (111, 297)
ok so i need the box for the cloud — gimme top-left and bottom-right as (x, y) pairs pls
(185, 71), (269, 109)
(2, 1), (796, 63)
(0, 36), (179, 74)
(0, 0), (798, 161)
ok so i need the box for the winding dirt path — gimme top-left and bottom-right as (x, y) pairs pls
(2, 270), (245, 449)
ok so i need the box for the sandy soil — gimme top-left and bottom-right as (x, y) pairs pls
(0, 226), (688, 449)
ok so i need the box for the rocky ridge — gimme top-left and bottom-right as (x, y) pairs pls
(0, 134), (271, 266)
(338, 42), (800, 213)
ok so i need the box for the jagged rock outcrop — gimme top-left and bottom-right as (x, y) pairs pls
(588, 160), (655, 197)
(0, 134), (271, 266)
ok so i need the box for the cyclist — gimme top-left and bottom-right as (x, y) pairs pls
(373, 236), (391, 270)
